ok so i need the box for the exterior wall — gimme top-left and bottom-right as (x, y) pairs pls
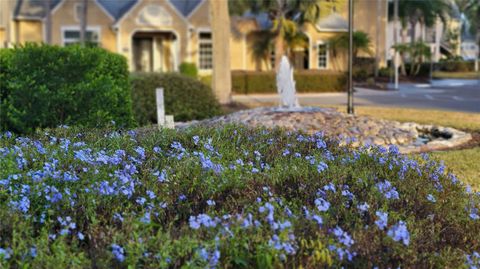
(354, 0), (388, 67)
(16, 20), (43, 43)
(50, 0), (116, 51)
(116, 0), (189, 71)
(0, 29), (5, 47)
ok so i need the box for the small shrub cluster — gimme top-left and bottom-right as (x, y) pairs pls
(437, 60), (475, 72)
(178, 62), (198, 78)
(0, 44), (134, 134)
(353, 57), (375, 81)
(130, 72), (222, 125)
(214, 71), (347, 94)
(0, 125), (479, 268)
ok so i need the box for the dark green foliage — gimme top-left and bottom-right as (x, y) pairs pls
(179, 62), (199, 78)
(0, 44), (134, 134)
(204, 71), (347, 94)
(437, 60), (475, 72)
(130, 72), (222, 125)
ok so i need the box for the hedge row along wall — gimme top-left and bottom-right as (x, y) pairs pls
(0, 44), (134, 134)
(202, 71), (347, 95)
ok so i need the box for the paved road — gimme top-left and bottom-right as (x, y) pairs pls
(233, 79), (480, 113)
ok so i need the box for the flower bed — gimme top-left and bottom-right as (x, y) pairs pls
(0, 126), (479, 268)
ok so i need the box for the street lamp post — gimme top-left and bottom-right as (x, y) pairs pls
(347, 0), (354, 114)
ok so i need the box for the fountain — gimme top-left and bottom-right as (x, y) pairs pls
(276, 56), (300, 109)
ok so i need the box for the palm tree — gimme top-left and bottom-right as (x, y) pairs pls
(389, 0), (449, 75)
(329, 30), (373, 59)
(231, 0), (324, 70)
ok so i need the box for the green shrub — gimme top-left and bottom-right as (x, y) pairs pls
(130, 72), (222, 125)
(437, 60), (475, 72)
(204, 71), (347, 94)
(0, 44), (134, 134)
(379, 67), (393, 77)
(179, 62), (198, 78)
(0, 125), (479, 268)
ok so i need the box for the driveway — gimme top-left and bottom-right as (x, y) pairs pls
(233, 79), (480, 113)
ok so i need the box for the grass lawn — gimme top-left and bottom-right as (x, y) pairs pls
(328, 106), (480, 190)
(432, 71), (480, 79)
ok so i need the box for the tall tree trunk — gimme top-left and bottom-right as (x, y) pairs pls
(410, 20), (416, 44)
(44, 0), (52, 44)
(274, 29), (285, 71)
(400, 27), (407, 75)
(209, 0), (232, 104)
(80, 0), (88, 46)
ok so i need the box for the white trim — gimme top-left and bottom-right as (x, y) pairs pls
(316, 41), (329, 70)
(50, 0), (67, 16)
(113, 0), (143, 28)
(315, 27), (348, 32)
(187, 0), (207, 19)
(60, 25), (102, 46)
(197, 29), (212, 71)
(128, 28), (181, 72)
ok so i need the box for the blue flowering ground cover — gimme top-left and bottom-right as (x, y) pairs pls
(0, 125), (479, 268)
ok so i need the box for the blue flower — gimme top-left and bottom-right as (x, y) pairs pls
(323, 183), (336, 193)
(387, 221), (410, 246)
(376, 180), (399, 200)
(374, 211), (388, 230)
(315, 197), (330, 212)
(426, 194), (436, 203)
(207, 200), (215, 206)
(192, 135), (200, 145)
(0, 247), (12, 260)
(357, 202), (369, 213)
(312, 214), (323, 226)
(78, 232), (85, 240)
(332, 226), (354, 248)
(111, 244), (125, 262)
(317, 162), (328, 173)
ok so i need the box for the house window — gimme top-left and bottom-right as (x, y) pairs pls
(270, 49), (275, 69)
(318, 43), (328, 69)
(199, 32), (212, 70)
(62, 29), (99, 46)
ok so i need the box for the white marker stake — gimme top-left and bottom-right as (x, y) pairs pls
(156, 88), (165, 129)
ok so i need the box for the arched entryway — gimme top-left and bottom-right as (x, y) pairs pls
(132, 31), (178, 72)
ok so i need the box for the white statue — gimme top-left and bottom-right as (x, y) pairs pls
(276, 55), (300, 109)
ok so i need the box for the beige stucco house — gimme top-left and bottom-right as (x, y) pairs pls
(1, 0), (388, 74)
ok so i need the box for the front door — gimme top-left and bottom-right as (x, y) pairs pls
(133, 37), (153, 72)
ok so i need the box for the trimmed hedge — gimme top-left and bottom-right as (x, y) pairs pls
(179, 62), (198, 78)
(130, 72), (222, 125)
(0, 44), (134, 134)
(205, 71), (347, 94)
(437, 60), (475, 72)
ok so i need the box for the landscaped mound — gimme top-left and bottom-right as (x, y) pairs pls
(0, 126), (479, 268)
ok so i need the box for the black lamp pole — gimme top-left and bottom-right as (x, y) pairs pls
(347, 0), (354, 114)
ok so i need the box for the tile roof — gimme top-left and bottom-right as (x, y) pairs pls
(168, 0), (202, 17)
(15, 0), (204, 20)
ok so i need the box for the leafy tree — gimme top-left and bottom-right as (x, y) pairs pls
(230, 0), (332, 70)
